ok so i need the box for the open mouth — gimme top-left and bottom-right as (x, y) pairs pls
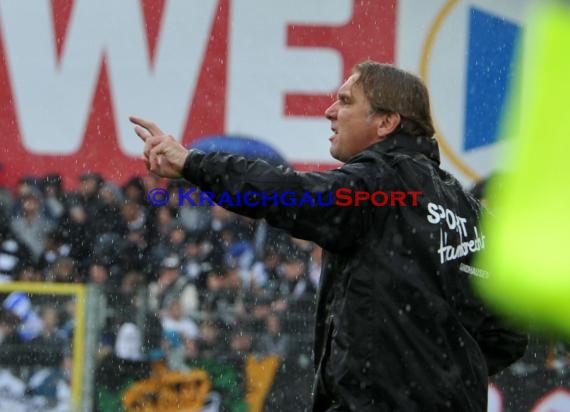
(329, 127), (338, 140)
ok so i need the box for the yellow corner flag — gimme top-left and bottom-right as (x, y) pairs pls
(474, 2), (570, 337)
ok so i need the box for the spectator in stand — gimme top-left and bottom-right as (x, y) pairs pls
(221, 326), (254, 372)
(256, 313), (290, 359)
(197, 319), (225, 360)
(25, 306), (71, 407)
(87, 261), (111, 285)
(149, 223), (189, 275)
(120, 199), (153, 272)
(203, 262), (241, 323)
(180, 233), (212, 288)
(119, 270), (146, 297)
(122, 176), (147, 207)
(162, 225), (186, 255)
(15, 265), (43, 283)
(10, 187), (54, 261)
(2, 292), (43, 342)
(166, 225), (187, 256)
(180, 331), (201, 364)
(235, 265), (264, 303)
(97, 181), (127, 236)
(0, 179), (13, 220)
(202, 207), (254, 279)
(40, 173), (67, 223)
(0, 209), (33, 282)
(242, 296), (272, 337)
(160, 299), (200, 342)
(56, 200), (92, 266)
(62, 172), (106, 261)
(123, 176), (158, 260)
(205, 204), (233, 236)
(148, 254), (199, 318)
(168, 181), (212, 238)
(227, 237), (255, 272)
(0, 308), (27, 382)
(29, 306), (69, 353)
(75, 172), (104, 221)
(121, 199), (149, 238)
(10, 176), (40, 217)
(271, 249), (311, 313)
(95, 322), (151, 412)
(37, 229), (71, 272)
(0, 308), (24, 346)
(45, 256), (79, 283)
(307, 244), (322, 296)
(249, 245), (282, 294)
(106, 270), (146, 325)
(154, 206), (179, 242)
(75, 173), (129, 271)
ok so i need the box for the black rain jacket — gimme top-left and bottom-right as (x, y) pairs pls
(181, 132), (528, 412)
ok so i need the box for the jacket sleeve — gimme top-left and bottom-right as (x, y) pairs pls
(451, 252), (529, 376)
(451, 281), (528, 375)
(473, 208), (529, 375)
(181, 149), (379, 252)
(472, 311), (529, 375)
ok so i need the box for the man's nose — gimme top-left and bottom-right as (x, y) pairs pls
(325, 101), (337, 120)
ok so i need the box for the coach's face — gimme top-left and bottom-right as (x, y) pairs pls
(325, 73), (381, 162)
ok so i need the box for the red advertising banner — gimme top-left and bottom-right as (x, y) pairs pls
(0, 0), (395, 190)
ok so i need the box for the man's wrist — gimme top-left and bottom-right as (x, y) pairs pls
(181, 149), (204, 183)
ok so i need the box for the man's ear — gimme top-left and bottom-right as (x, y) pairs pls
(376, 112), (401, 138)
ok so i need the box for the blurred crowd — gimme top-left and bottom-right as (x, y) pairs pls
(2, 172), (570, 411)
(0, 172), (321, 410)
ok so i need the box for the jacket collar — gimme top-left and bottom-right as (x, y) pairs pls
(367, 132), (441, 165)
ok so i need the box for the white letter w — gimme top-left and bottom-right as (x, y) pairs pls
(0, 0), (217, 155)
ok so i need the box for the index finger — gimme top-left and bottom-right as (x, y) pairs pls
(129, 115), (164, 137)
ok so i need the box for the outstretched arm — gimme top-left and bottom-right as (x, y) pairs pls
(130, 115), (380, 252)
(180, 149), (377, 252)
